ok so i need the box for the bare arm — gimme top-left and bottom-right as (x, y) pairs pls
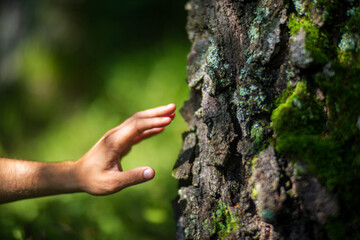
(0, 104), (176, 204)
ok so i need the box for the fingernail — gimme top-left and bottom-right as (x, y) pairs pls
(144, 168), (154, 180)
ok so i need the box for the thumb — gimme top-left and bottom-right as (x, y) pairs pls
(117, 167), (155, 190)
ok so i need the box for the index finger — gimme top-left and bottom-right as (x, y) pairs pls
(136, 103), (176, 119)
(111, 116), (173, 147)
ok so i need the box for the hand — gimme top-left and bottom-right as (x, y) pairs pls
(74, 104), (176, 195)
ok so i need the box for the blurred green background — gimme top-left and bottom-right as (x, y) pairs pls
(0, 0), (189, 239)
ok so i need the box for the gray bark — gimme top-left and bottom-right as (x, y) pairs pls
(173, 0), (360, 239)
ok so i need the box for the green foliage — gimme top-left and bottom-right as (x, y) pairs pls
(0, 45), (189, 240)
(0, 0), (189, 239)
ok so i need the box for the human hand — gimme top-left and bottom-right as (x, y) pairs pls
(74, 104), (176, 195)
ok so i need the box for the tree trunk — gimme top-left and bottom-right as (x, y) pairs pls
(173, 0), (360, 239)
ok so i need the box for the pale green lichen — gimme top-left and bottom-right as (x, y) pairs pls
(246, 51), (263, 64)
(294, 0), (306, 15)
(233, 88), (268, 124)
(248, 0), (272, 45)
(338, 33), (356, 52)
(293, 163), (307, 180)
(239, 88), (250, 97)
(206, 38), (220, 69)
(250, 85), (258, 91)
(292, 96), (302, 109)
(249, 26), (260, 45)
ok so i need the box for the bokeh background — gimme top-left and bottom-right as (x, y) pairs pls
(0, 0), (189, 239)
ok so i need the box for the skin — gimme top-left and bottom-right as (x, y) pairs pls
(0, 103), (176, 204)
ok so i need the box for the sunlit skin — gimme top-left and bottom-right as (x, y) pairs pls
(0, 104), (176, 204)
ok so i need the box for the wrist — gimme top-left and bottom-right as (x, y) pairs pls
(71, 157), (93, 194)
(52, 161), (82, 194)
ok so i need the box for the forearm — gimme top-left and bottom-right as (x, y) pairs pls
(0, 158), (80, 203)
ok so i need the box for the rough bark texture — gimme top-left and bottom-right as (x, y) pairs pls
(173, 0), (360, 239)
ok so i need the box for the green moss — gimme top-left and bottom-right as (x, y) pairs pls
(276, 134), (341, 189)
(271, 81), (326, 136)
(288, 13), (329, 64)
(251, 156), (259, 165)
(251, 123), (264, 150)
(317, 66), (360, 141)
(271, 2), (360, 238)
(271, 81), (341, 187)
(251, 187), (258, 199)
(288, 14), (314, 39)
(294, 0), (341, 24)
(207, 202), (238, 239)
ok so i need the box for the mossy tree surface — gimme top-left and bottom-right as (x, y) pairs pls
(173, 0), (360, 239)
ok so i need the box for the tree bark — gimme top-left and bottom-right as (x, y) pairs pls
(173, 0), (360, 239)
